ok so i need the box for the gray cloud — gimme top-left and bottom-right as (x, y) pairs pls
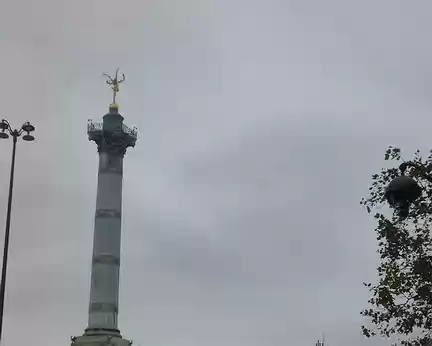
(1, 0), (432, 345)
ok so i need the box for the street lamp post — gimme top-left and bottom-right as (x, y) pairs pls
(0, 119), (35, 343)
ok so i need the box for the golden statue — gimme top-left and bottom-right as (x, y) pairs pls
(103, 68), (126, 106)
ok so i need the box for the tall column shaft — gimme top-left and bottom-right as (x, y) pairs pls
(73, 106), (137, 346)
(87, 151), (124, 335)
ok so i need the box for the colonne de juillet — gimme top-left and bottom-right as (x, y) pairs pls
(71, 69), (137, 346)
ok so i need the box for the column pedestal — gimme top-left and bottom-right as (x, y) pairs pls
(71, 334), (132, 346)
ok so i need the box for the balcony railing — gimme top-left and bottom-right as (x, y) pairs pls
(122, 124), (138, 139)
(87, 121), (103, 134)
(87, 120), (137, 139)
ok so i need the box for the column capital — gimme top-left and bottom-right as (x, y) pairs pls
(87, 112), (137, 156)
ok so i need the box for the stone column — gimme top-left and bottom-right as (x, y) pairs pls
(71, 105), (137, 346)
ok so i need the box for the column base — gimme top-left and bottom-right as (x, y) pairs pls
(71, 334), (132, 346)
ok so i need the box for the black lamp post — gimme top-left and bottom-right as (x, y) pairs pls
(0, 119), (35, 343)
(384, 161), (432, 219)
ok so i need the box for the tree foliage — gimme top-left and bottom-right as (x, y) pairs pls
(361, 146), (432, 346)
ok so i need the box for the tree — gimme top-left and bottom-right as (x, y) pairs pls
(361, 146), (432, 346)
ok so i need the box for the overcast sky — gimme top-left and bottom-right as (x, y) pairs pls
(1, 1), (432, 345)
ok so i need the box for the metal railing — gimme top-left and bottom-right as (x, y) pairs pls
(87, 121), (103, 134)
(87, 120), (137, 139)
(122, 124), (138, 139)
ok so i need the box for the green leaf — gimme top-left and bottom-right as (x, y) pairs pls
(360, 147), (432, 345)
